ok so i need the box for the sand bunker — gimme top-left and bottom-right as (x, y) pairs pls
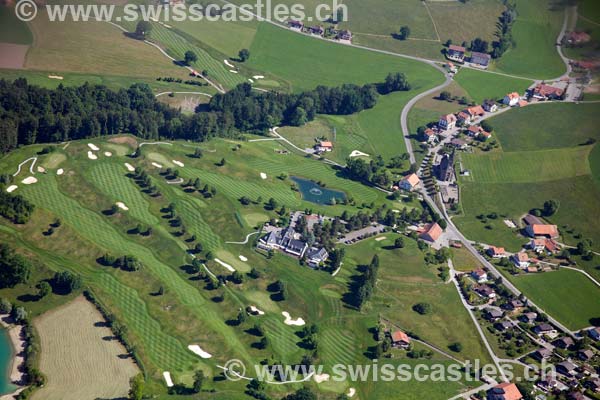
(253, 75), (264, 79)
(248, 79), (254, 83)
(124, 163), (135, 172)
(172, 160), (184, 167)
(48, 75), (64, 80)
(87, 151), (98, 160)
(6, 185), (17, 193)
(151, 162), (163, 168)
(282, 311), (305, 326)
(249, 306), (265, 316)
(37, 166), (46, 173)
(260, 172), (267, 179)
(188, 345), (212, 359)
(239, 255), (248, 262)
(214, 258), (235, 272)
(163, 371), (174, 387)
(375, 236), (386, 241)
(224, 59), (235, 68)
(313, 373), (330, 383)
(229, 69), (238, 74)
(88, 143), (100, 151)
(116, 202), (129, 211)
(22, 177), (37, 185)
(104, 151), (112, 157)
(57, 168), (64, 175)
(349, 150), (369, 158)
(347, 388), (356, 397)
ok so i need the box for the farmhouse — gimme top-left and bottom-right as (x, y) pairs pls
(511, 251), (530, 269)
(419, 222), (443, 243)
(467, 125), (490, 139)
(390, 330), (411, 349)
(398, 173), (420, 191)
(526, 224), (559, 239)
(457, 111), (472, 124)
(308, 25), (325, 36)
(288, 20), (304, 31)
(529, 238), (559, 255)
(529, 83), (564, 100)
(466, 105), (485, 118)
(523, 214), (543, 226)
(566, 31), (591, 45)
(503, 92), (520, 106)
(533, 323), (557, 336)
(337, 30), (352, 42)
(315, 141), (333, 153)
(487, 246), (506, 258)
(471, 268), (488, 283)
(438, 114), (457, 130)
(482, 99), (498, 112)
(486, 382), (523, 400)
(447, 45), (466, 62)
(470, 52), (491, 68)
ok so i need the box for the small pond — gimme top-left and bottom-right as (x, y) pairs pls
(291, 176), (346, 205)
(0, 328), (15, 395)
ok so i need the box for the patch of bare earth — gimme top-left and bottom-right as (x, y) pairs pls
(0, 43), (28, 69)
(108, 136), (138, 148)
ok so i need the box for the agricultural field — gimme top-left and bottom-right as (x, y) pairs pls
(509, 269), (600, 330)
(0, 6), (33, 45)
(492, 0), (566, 79)
(32, 297), (139, 400)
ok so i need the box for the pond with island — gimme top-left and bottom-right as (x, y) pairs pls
(291, 176), (346, 205)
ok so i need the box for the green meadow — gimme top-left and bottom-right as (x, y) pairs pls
(454, 68), (533, 104)
(0, 6), (33, 45)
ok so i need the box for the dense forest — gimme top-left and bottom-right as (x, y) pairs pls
(0, 73), (411, 154)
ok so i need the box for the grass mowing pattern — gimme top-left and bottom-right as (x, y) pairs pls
(170, 192), (221, 251)
(148, 23), (246, 89)
(88, 162), (159, 226)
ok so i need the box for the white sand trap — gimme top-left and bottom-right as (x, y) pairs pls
(48, 75), (63, 80)
(239, 255), (248, 262)
(172, 160), (184, 167)
(229, 69), (238, 74)
(313, 373), (330, 383)
(37, 166), (46, 173)
(260, 172), (267, 179)
(248, 79), (254, 83)
(87, 151), (98, 160)
(224, 59), (235, 68)
(87, 143), (100, 151)
(104, 151), (112, 157)
(375, 236), (387, 242)
(249, 305), (265, 315)
(349, 150), (369, 158)
(151, 162), (163, 168)
(22, 177), (37, 185)
(124, 163), (135, 172)
(188, 345), (212, 359)
(6, 185), (17, 193)
(282, 311), (305, 326)
(214, 258), (235, 272)
(253, 75), (264, 79)
(347, 388), (356, 397)
(163, 371), (174, 387)
(56, 168), (64, 175)
(116, 202), (129, 211)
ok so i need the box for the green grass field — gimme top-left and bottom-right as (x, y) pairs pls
(0, 6), (33, 45)
(511, 269), (600, 330)
(492, 0), (566, 79)
(454, 68), (533, 104)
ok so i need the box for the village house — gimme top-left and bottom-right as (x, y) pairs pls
(519, 312), (537, 324)
(446, 45), (466, 62)
(398, 173), (420, 191)
(529, 83), (565, 100)
(457, 110), (472, 125)
(584, 378), (600, 393)
(419, 222), (443, 243)
(537, 375), (559, 392)
(517, 99), (528, 107)
(486, 382), (523, 400)
(474, 284), (496, 299)
(390, 330), (411, 349)
(588, 327), (600, 341)
(471, 268), (488, 283)
(438, 113), (457, 130)
(504, 299), (524, 311)
(534, 323), (557, 337)
(466, 125), (491, 140)
(288, 19), (304, 31)
(503, 92), (521, 106)
(567, 391), (585, 400)
(495, 320), (513, 332)
(566, 31), (591, 45)
(446, 62), (458, 73)
(554, 336), (575, 350)
(578, 349), (594, 361)
(470, 52), (491, 68)
(485, 308), (503, 322)
(337, 30), (352, 42)
(450, 138), (468, 150)
(511, 251), (530, 269)
(532, 347), (553, 361)
(314, 141), (333, 153)
(557, 361), (578, 377)
(487, 246), (506, 258)
(308, 25), (325, 36)
(529, 238), (559, 255)
(482, 99), (498, 112)
(466, 105), (485, 119)
(526, 224), (559, 239)
(422, 128), (437, 144)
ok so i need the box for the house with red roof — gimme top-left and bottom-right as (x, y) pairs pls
(447, 45), (466, 62)
(471, 268), (488, 283)
(511, 251), (530, 269)
(526, 224), (559, 239)
(530, 83), (564, 100)
(503, 92), (521, 106)
(419, 222), (443, 243)
(315, 141), (333, 153)
(398, 173), (420, 191)
(487, 246), (506, 258)
(487, 382), (523, 400)
(438, 114), (457, 130)
(390, 330), (411, 349)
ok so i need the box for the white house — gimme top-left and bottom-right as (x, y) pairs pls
(482, 99), (498, 113)
(398, 173), (420, 191)
(438, 114), (457, 131)
(470, 269), (488, 283)
(511, 251), (530, 269)
(503, 92), (520, 106)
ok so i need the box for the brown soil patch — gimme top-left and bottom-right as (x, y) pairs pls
(108, 136), (138, 148)
(584, 84), (600, 94)
(0, 43), (28, 69)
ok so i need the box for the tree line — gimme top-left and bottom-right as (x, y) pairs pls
(0, 73), (411, 154)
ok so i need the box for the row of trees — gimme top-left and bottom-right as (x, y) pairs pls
(0, 190), (35, 224)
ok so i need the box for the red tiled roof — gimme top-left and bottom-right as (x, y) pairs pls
(531, 224), (558, 237)
(506, 92), (520, 100)
(402, 173), (420, 188)
(449, 45), (466, 52)
(534, 84), (564, 97)
(467, 105), (485, 116)
(320, 141), (333, 148)
(489, 246), (505, 255)
(492, 382), (523, 400)
(419, 222), (443, 242)
(440, 114), (457, 123)
(391, 330), (410, 343)
(516, 252), (529, 262)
